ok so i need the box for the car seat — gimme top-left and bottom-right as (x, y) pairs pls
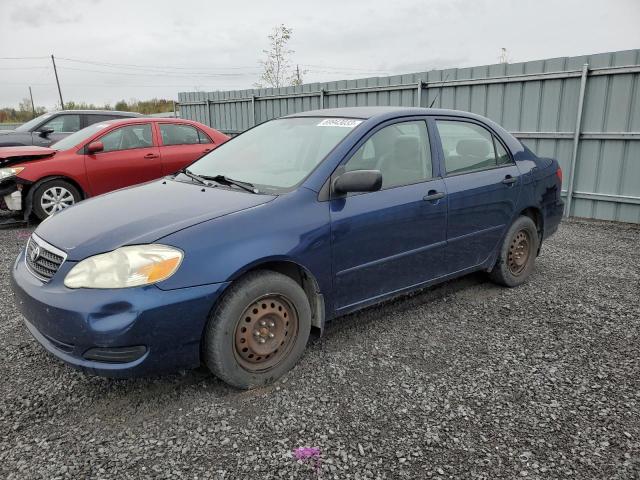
(378, 135), (423, 187)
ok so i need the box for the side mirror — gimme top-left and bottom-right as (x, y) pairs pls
(87, 141), (104, 154)
(38, 127), (54, 137)
(333, 170), (382, 195)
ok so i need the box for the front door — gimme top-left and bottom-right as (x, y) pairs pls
(330, 119), (447, 313)
(32, 113), (82, 147)
(85, 123), (163, 196)
(434, 118), (521, 272)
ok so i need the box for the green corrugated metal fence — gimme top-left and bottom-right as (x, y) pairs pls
(178, 49), (640, 223)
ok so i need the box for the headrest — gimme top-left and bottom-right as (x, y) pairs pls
(456, 138), (490, 157)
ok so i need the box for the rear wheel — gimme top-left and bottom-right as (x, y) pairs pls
(32, 179), (81, 220)
(489, 215), (539, 287)
(203, 270), (311, 389)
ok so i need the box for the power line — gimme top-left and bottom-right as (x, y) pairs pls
(57, 65), (259, 77)
(0, 56), (49, 60)
(57, 57), (258, 72)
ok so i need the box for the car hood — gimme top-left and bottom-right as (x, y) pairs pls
(35, 179), (276, 261)
(0, 146), (57, 167)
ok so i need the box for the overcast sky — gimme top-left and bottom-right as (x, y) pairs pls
(1, 0), (638, 109)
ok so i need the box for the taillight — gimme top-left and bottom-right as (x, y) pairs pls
(556, 167), (563, 183)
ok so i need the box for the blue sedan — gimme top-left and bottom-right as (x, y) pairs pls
(11, 107), (564, 389)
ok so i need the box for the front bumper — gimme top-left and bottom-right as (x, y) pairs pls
(10, 247), (229, 378)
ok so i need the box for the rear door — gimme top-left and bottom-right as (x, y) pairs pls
(433, 117), (521, 272)
(84, 123), (163, 196)
(157, 122), (217, 174)
(330, 118), (447, 313)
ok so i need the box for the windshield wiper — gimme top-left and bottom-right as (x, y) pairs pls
(204, 174), (260, 194)
(179, 168), (213, 187)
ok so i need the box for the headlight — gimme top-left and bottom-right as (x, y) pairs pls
(64, 244), (183, 289)
(0, 167), (24, 180)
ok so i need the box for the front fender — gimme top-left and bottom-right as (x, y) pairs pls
(156, 188), (332, 296)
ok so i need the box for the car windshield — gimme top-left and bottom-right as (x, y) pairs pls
(14, 112), (54, 132)
(50, 122), (113, 151)
(187, 117), (362, 192)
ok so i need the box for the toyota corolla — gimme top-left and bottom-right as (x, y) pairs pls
(11, 107), (564, 389)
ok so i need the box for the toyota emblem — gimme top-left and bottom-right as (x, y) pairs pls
(30, 244), (41, 263)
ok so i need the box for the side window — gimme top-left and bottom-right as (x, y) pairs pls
(494, 138), (511, 165)
(98, 124), (153, 152)
(344, 120), (432, 189)
(197, 128), (213, 144)
(86, 115), (121, 126)
(159, 124), (200, 146)
(41, 114), (81, 133)
(436, 120), (509, 174)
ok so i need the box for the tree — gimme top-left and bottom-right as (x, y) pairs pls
(256, 24), (305, 88)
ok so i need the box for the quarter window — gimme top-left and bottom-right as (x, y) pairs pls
(345, 120), (432, 189)
(436, 120), (511, 174)
(40, 114), (81, 133)
(98, 124), (153, 152)
(160, 123), (211, 145)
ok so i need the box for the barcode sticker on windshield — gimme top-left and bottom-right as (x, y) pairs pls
(317, 119), (363, 128)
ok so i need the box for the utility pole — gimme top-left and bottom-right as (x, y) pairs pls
(51, 54), (64, 109)
(28, 86), (36, 118)
(296, 64), (301, 85)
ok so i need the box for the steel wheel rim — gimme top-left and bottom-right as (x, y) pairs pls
(233, 294), (299, 372)
(507, 229), (531, 276)
(41, 186), (75, 215)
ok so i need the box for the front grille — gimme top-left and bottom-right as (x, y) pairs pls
(25, 234), (67, 282)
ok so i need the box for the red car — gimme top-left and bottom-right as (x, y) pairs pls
(0, 118), (228, 220)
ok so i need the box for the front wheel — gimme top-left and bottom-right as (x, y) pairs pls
(203, 270), (311, 389)
(32, 179), (81, 220)
(489, 215), (539, 287)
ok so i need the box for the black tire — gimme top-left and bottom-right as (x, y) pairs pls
(32, 179), (82, 221)
(489, 215), (539, 287)
(203, 270), (311, 389)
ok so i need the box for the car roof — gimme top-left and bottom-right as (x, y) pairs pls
(95, 117), (205, 126)
(285, 106), (493, 121)
(52, 110), (142, 117)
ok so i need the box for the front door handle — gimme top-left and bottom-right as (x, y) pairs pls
(502, 175), (517, 185)
(202, 148), (213, 153)
(423, 190), (446, 201)
(144, 153), (159, 159)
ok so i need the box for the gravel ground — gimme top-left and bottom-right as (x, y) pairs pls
(0, 218), (639, 479)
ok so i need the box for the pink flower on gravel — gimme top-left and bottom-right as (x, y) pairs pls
(293, 446), (321, 477)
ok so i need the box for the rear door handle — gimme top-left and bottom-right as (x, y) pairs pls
(202, 148), (213, 153)
(144, 153), (159, 159)
(502, 175), (517, 185)
(423, 191), (446, 201)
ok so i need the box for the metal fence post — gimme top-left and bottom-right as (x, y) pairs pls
(205, 99), (212, 127)
(416, 81), (423, 107)
(250, 96), (256, 127)
(564, 63), (589, 218)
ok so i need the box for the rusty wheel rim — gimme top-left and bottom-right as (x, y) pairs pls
(507, 229), (531, 276)
(233, 295), (299, 372)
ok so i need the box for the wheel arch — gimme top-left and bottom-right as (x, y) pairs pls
(23, 175), (87, 220)
(518, 206), (544, 253)
(229, 258), (326, 333)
